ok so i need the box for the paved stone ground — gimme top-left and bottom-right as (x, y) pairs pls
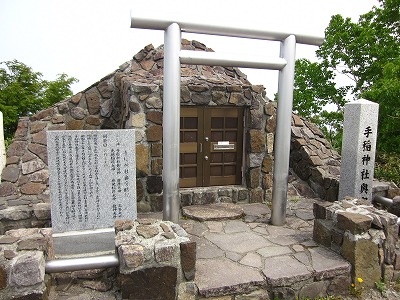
(180, 199), (352, 299)
(47, 197), (400, 299)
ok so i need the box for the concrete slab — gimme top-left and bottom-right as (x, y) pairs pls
(182, 203), (244, 221)
(196, 257), (264, 297)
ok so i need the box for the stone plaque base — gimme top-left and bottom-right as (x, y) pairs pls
(53, 228), (115, 257)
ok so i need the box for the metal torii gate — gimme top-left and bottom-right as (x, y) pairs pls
(130, 12), (324, 225)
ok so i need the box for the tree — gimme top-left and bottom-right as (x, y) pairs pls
(294, 0), (399, 153)
(363, 57), (400, 153)
(293, 59), (348, 148)
(0, 60), (77, 140)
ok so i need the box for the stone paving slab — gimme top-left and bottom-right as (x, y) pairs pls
(204, 231), (272, 253)
(196, 257), (265, 297)
(309, 247), (351, 280)
(263, 255), (313, 286)
(186, 200), (352, 298)
(182, 203), (244, 221)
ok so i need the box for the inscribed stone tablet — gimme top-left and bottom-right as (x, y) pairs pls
(47, 130), (137, 233)
(338, 99), (379, 201)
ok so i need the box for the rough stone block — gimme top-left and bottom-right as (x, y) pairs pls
(1, 166), (19, 183)
(0, 206), (32, 221)
(17, 234), (47, 251)
(0, 182), (17, 197)
(147, 111), (163, 125)
(20, 183), (46, 195)
(9, 252), (45, 287)
(136, 144), (149, 176)
(249, 130), (265, 153)
(395, 250), (400, 270)
(119, 266), (177, 300)
(119, 244), (145, 270)
(0, 263), (7, 289)
(192, 191), (217, 205)
(336, 211), (372, 234)
(154, 241), (176, 263)
(331, 227), (344, 249)
(313, 201), (331, 219)
(313, 219), (333, 247)
(180, 241), (196, 281)
(151, 143), (162, 157)
(146, 176), (163, 194)
(341, 234), (380, 287)
(115, 220), (134, 233)
(33, 203), (50, 220)
(249, 188), (263, 203)
(298, 281), (328, 300)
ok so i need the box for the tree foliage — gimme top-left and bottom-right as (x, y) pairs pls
(0, 60), (77, 140)
(293, 59), (348, 148)
(294, 0), (400, 154)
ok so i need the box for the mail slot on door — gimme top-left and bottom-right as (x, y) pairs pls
(213, 141), (235, 151)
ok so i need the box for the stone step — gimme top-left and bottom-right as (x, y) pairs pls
(182, 203), (245, 221)
(195, 246), (351, 299)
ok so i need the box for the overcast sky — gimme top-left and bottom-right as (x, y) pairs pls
(0, 0), (379, 99)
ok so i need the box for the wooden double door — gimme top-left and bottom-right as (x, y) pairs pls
(180, 107), (244, 188)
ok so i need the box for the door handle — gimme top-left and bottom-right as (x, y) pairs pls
(199, 143), (203, 153)
(204, 156), (209, 161)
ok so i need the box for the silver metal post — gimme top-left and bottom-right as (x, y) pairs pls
(271, 35), (296, 226)
(163, 23), (181, 223)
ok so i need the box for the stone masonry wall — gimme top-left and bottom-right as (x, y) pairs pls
(314, 198), (400, 288)
(290, 115), (341, 201)
(0, 228), (52, 300)
(0, 219), (195, 300)
(0, 40), (342, 233)
(0, 60), (130, 234)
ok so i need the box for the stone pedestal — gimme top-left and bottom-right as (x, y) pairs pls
(115, 219), (196, 300)
(313, 198), (399, 287)
(339, 99), (379, 201)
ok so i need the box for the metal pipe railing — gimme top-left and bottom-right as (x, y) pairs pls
(372, 195), (400, 226)
(373, 194), (393, 207)
(45, 254), (119, 273)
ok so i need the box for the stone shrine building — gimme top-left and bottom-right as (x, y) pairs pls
(0, 40), (342, 233)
